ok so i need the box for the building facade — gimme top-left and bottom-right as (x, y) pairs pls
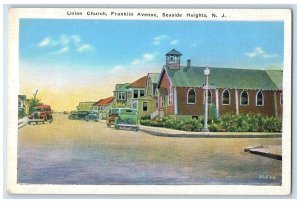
(18, 95), (29, 118)
(91, 96), (114, 112)
(113, 83), (130, 104)
(76, 101), (96, 111)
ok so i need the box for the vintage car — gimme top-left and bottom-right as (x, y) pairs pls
(106, 108), (120, 127)
(114, 108), (139, 132)
(68, 111), (90, 120)
(85, 112), (100, 122)
(28, 105), (53, 124)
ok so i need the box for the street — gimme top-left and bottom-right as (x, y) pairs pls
(18, 113), (282, 185)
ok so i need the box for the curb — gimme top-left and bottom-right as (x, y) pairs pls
(244, 147), (282, 160)
(18, 122), (27, 129)
(139, 127), (282, 138)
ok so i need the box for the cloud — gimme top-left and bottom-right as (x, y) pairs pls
(107, 65), (124, 74)
(59, 35), (70, 45)
(170, 39), (179, 45)
(143, 53), (155, 61)
(262, 54), (278, 58)
(37, 34), (94, 54)
(70, 35), (81, 45)
(131, 59), (141, 65)
(152, 35), (180, 46)
(52, 46), (69, 55)
(131, 53), (156, 65)
(37, 37), (51, 47)
(245, 47), (277, 58)
(77, 44), (93, 52)
(153, 34), (169, 45)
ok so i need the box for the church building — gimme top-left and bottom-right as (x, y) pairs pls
(155, 49), (283, 120)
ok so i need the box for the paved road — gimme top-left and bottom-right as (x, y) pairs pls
(18, 113), (282, 185)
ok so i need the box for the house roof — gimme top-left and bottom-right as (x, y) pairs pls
(166, 49), (182, 56)
(159, 66), (282, 90)
(127, 76), (147, 88)
(35, 105), (50, 108)
(18, 95), (27, 100)
(114, 83), (130, 92)
(93, 96), (114, 106)
(147, 73), (160, 84)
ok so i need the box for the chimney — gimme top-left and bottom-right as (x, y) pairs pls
(187, 59), (191, 68)
(184, 59), (191, 72)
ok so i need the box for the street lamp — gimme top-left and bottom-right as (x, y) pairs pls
(201, 66), (210, 132)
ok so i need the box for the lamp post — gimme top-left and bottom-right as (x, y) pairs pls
(201, 66), (210, 132)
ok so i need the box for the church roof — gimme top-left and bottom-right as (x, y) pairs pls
(159, 66), (282, 91)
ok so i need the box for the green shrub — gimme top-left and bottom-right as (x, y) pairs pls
(216, 113), (282, 132)
(181, 124), (194, 131)
(140, 113), (281, 132)
(208, 123), (225, 132)
(140, 116), (202, 132)
(141, 114), (151, 120)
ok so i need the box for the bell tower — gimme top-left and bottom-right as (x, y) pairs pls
(166, 49), (182, 70)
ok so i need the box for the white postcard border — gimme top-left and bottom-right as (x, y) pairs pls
(7, 8), (292, 195)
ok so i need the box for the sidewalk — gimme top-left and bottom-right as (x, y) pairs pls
(18, 117), (28, 129)
(139, 125), (282, 138)
(244, 145), (282, 160)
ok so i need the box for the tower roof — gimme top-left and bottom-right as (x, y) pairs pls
(165, 49), (182, 56)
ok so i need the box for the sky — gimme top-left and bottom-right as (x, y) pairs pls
(19, 19), (284, 111)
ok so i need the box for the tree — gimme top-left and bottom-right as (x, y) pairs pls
(28, 97), (43, 114)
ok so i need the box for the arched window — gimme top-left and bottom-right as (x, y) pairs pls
(203, 90), (212, 104)
(208, 90), (212, 104)
(256, 91), (264, 106)
(187, 88), (196, 104)
(222, 89), (230, 105)
(168, 88), (173, 106)
(240, 90), (249, 105)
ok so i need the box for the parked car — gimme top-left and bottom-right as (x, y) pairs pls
(114, 108), (139, 132)
(28, 105), (53, 124)
(106, 108), (120, 127)
(85, 112), (100, 122)
(68, 111), (89, 120)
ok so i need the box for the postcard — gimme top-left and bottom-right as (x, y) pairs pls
(7, 8), (292, 195)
